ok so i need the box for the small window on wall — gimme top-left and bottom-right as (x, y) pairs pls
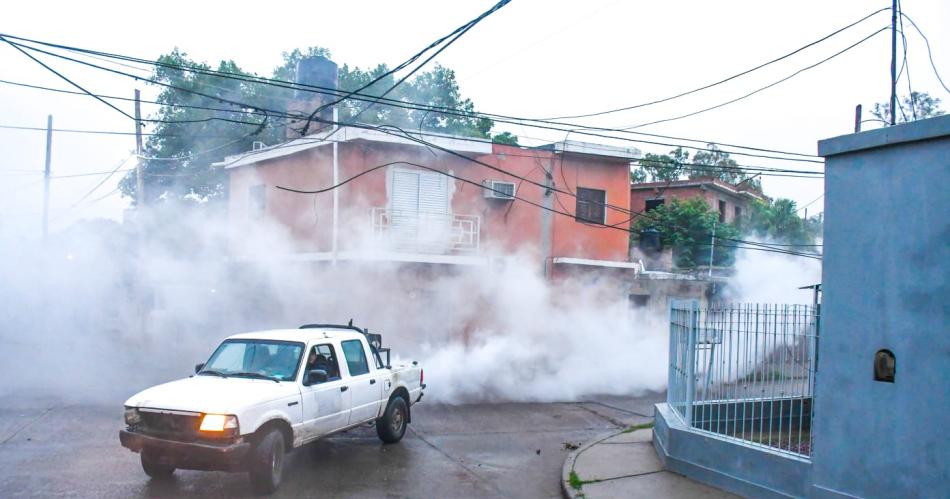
(249, 185), (265, 218)
(576, 187), (606, 224)
(718, 200), (727, 223)
(629, 294), (649, 308)
(734, 206), (742, 225)
(645, 199), (664, 212)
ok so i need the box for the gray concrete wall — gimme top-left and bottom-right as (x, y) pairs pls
(812, 115), (950, 498)
(654, 403), (812, 498)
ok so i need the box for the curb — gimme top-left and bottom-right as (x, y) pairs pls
(560, 429), (625, 499)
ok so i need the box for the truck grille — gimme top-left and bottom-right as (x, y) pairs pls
(134, 410), (202, 442)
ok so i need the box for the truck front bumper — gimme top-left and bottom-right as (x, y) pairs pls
(119, 430), (251, 472)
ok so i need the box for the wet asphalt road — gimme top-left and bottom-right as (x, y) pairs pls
(0, 393), (659, 498)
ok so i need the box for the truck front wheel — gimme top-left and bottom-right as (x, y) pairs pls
(376, 396), (408, 443)
(248, 429), (285, 494)
(140, 451), (175, 479)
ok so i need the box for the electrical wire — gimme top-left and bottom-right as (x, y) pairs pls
(537, 7), (891, 120)
(899, 12), (949, 94)
(301, 0), (511, 135)
(621, 26), (890, 130)
(0, 32), (826, 162)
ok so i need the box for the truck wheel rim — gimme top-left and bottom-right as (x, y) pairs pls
(272, 447), (282, 477)
(392, 407), (404, 432)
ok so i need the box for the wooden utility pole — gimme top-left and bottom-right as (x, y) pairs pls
(134, 89), (145, 207)
(890, 0), (898, 126)
(854, 104), (863, 133)
(42, 115), (53, 240)
(707, 222), (717, 277)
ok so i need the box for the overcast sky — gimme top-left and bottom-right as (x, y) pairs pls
(2, 0), (947, 238)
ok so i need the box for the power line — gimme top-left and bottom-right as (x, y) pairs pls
(0, 32), (825, 162)
(303, 0), (511, 135)
(537, 7), (891, 120)
(68, 154), (133, 207)
(0, 38), (823, 254)
(621, 26), (890, 130)
(900, 12), (950, 95)
(0, 117), (819, 179)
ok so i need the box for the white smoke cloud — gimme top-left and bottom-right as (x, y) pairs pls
(0, 199), (820, 407)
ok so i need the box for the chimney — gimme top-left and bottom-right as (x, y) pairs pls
(286, 56), (338, 140)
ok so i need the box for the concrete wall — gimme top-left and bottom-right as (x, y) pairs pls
(654, 403), (812, 499)
(812, 115), (950, 498)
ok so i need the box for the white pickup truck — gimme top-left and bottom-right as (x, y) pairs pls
(119, 324), (425, 494)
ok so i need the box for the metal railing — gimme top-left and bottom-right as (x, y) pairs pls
(371, 208), (480, 254)
(668, 301), (819, 458)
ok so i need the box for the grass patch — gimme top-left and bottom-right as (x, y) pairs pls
(621, 421), (655, 434)
(568, 470), (584, 490)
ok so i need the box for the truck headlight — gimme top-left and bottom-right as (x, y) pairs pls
(199, 414), (239, 433)
(124, 407), (141, 425)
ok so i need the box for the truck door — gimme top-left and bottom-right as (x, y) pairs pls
(299, 343), (351, 440)
(340, 339), (383, 424)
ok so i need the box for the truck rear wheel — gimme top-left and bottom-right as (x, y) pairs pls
(248, 429), (285, 494)
(140, 451), (175, 479)
(376, 396), (408, 443)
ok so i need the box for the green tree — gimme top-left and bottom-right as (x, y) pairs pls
(637, 147), (689, 182)
(634, 144), (760, 190)
(121, 49), (493, 204)
(491, 131), (519, 146)
(871, 91), (945, 124)
(630, 165), (647, 183)
(630, 197), (740, 268)
(743, 198), (815, 246)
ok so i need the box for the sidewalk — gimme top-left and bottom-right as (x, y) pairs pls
(561, 424), (739, 499)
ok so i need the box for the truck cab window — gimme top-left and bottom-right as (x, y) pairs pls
(304, 344), (341, 383)
(341, 340), (370, 376)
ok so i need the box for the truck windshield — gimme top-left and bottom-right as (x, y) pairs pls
(201, 340), (304, 382)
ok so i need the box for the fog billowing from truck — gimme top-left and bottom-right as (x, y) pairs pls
(0, 202), (820, 405)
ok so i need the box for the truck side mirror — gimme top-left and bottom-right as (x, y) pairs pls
(195, 363), (205, 374)
(306, 369), (328, 385)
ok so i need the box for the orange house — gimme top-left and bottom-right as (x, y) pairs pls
(220, 127), (640, 276)
(629, 178), (765, 226)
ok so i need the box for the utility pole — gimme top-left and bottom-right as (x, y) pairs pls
(707, 222), (717, 277)
(854, 104), (863, 133)
(331, 106), (339, 265)
(134, 89), (145, 207)
(890, 0), (898, 126)
(42, 115), (53, 240)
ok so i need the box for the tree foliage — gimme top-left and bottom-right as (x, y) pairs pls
(871, 91), (945, 124)
(121, 47), (494, 204)
(743, 198), (821, 247)
(491, 131), (519, 146)
(631, 144), (761, 190)
(630, 197), (740, 268)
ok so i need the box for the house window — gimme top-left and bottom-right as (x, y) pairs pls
(734, 206), (742, 225)
(629, 294), (649, 308)
(718, 200), (727, 223)
(576, 187), (606, 224)
(645, 199), (664, 212)
(248, 185), (265, 218)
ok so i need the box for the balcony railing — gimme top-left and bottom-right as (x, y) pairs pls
(371, 208), (480, 254)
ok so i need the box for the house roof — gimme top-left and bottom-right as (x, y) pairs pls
(534, 140), (642, 161)
(215, 126), (642, 169)
(216, 126), (493, 169)
(630, 178), (765, 201)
